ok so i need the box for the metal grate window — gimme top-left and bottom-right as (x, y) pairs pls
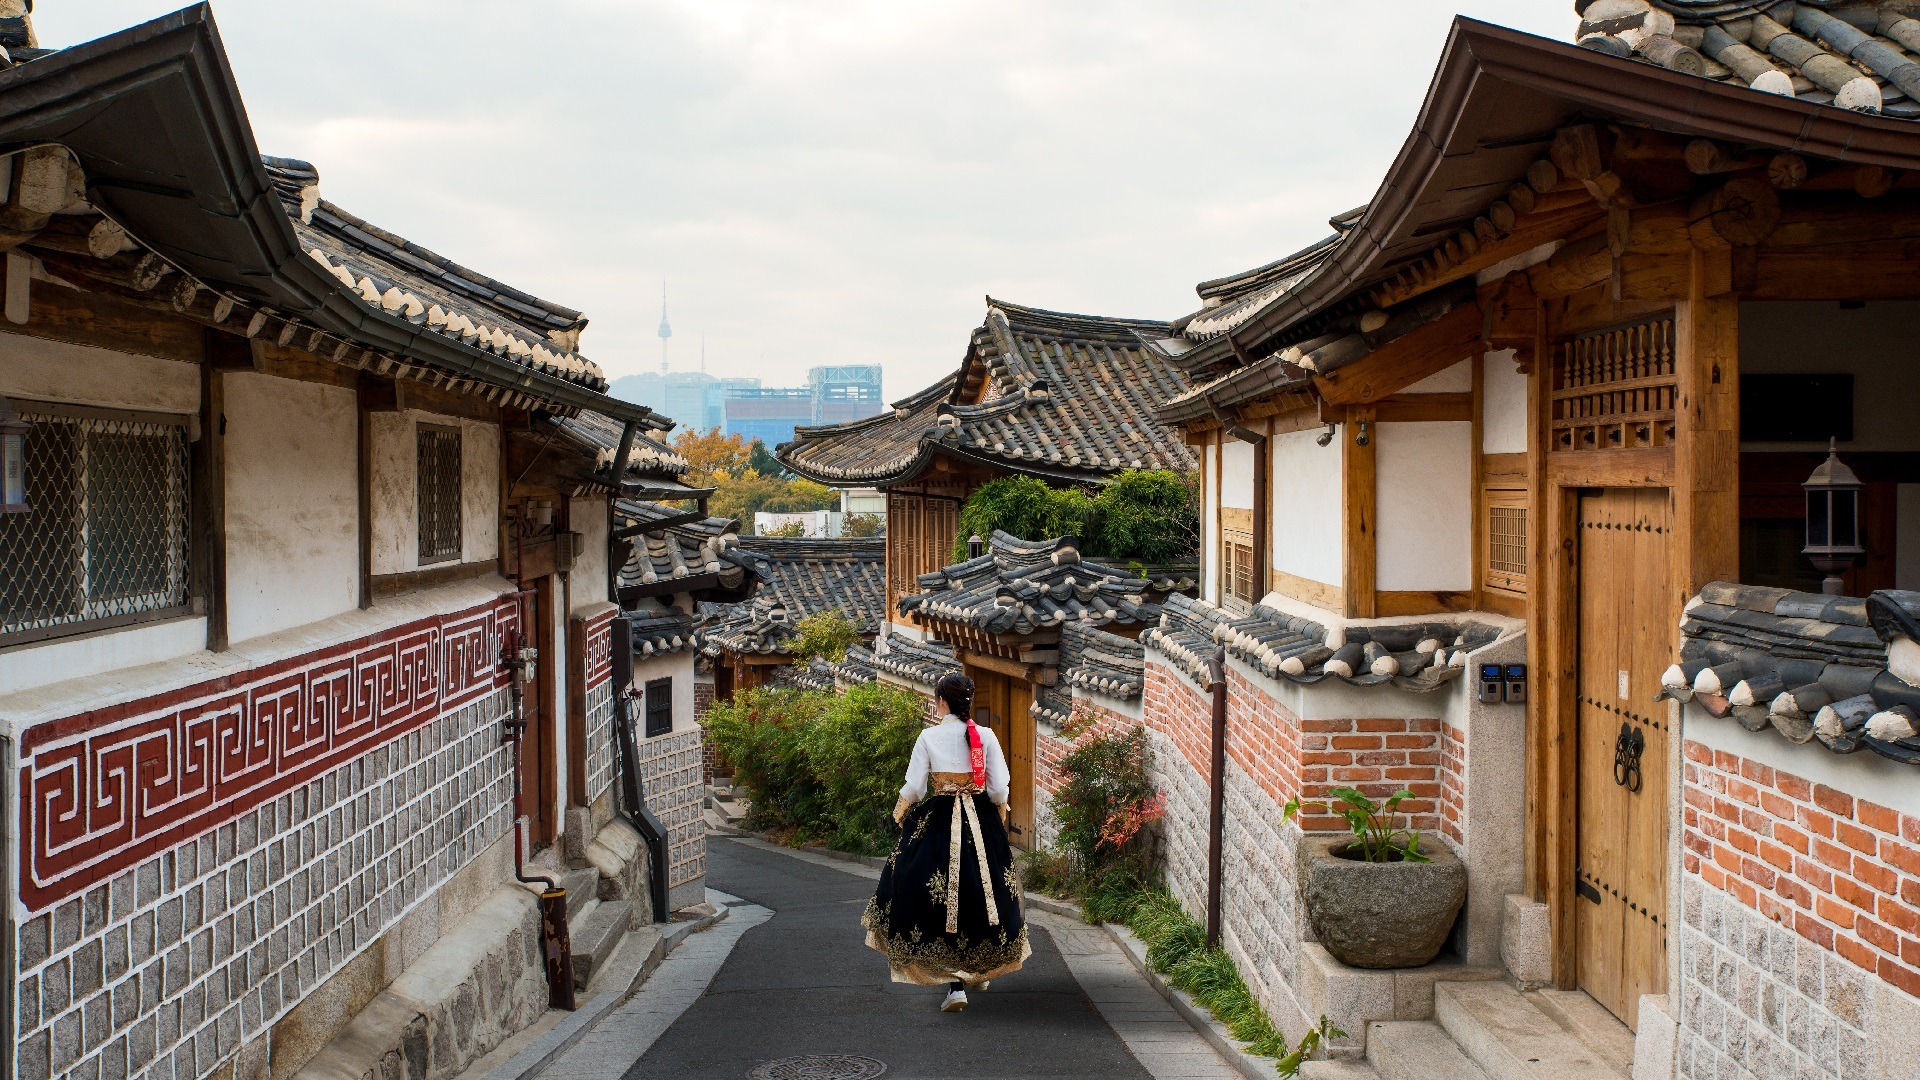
(417, 426), (462, 564)
(1486, 495), (1527, 595)
(1, 405), (191, 642)
(644, 676), (674, 738)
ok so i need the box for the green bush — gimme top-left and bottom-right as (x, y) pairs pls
(955, 475), (1091, 557)
(786, 609), (860, 663)
(1053, 727), (1157, 875)
(798, 681), (927, 855)
(1090, 470), (1200, 565)
(703, 681), (925, 855)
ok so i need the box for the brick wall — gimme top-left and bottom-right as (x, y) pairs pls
(1439, 720), (1468, 847)
(14, 690), (513, 1080)
(1678, 739), (1920, 1078)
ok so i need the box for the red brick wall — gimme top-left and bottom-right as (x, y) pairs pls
(1139, 662), (1442, 835)
(695, 679), (717, 780)
(1681, 740), (1920, 998)
(1439, 721), (1467, 846)
(1037, 699), (1140, 796)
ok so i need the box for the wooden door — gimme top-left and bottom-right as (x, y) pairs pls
(525, 576), (560, 847)
(1573, 489), (1671, 1030)
(966, 667), (1036, 848)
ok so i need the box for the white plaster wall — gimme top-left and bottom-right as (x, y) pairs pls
(633, 651), (698, 734)
(1403, 358), (1472, 394)
(1202, 433), (1219, 605)
(370, 410), (501, 576)
(1483, 350), (1529, 455)
(569, 496), (610, 614)
(223, 373), (359, 644)
(1268, 428), (1342, 590)
(1220, 438), (1255, 510)
(0, 332), (199, 414)
(1740, 301), (1920, 454)
(0, 617), (209, 698)
(1376, 421), (1473, 592)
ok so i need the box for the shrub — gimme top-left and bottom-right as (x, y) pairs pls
(1053, 727), (1158, 878)
(786, 609), (860, 663)
(799, 681), (926, 854)
(1090, 469), (1200, 565)
(702, 687), (829, 837)
(954, 475), (1092, 557)
(843, 512), (885, 537)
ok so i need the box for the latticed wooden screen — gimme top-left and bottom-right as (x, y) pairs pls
(0, 405), (191, 642)
(1552, 314), (1676, 452)
(1485, 491), (1527, 595)
(1221, 507), (1255, 607)
(644, 676), (674, 737)
(416, 426), (463, 563)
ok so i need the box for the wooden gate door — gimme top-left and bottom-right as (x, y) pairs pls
(966, 666), (1036, 848)
(521, 576), (560, 848)
(1574, 488), (1671, 1029)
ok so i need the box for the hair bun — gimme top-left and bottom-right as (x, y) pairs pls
(935, 672), (976, 719)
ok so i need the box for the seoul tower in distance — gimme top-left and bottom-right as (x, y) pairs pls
(657, 281), (672, 373)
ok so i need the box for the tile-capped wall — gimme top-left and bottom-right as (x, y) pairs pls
(13, 689), (513, 1080)
(1678, 739), (1920, 1077)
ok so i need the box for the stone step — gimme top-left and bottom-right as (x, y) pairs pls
(1366, 1021), (1490, 1080)
(568, 899), (633, 990)
(560, 867), (598, 922)
(1434, 981), (1629, 1080)
(1299, 1058), (1383, 1080)
(1526, 988), (1636, 1069)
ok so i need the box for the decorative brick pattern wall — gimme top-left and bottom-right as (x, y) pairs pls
(13, 688), (514, 1080)
(584, 681), (616, 810)
(636, 727), (706, 910)
(1439, 720), (1468, 846)
(1677, 740), (1920, 1077)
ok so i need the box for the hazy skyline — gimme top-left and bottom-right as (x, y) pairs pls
(38, 2), (1570, 403)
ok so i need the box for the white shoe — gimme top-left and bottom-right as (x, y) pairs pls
(941, 989), (968, 1013)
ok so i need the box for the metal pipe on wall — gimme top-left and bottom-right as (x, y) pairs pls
(1205, 647), (1228, 949)
(612, 614), (671, 923)
(498, 594), (577, 1010)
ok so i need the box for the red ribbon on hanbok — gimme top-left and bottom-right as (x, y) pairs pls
(964, 717), (987, 789)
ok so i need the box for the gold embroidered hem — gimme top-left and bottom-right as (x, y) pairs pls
(861, 898), (1031, 986)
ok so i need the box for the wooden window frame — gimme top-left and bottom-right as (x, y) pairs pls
(1484, 488), (1528, 597)
(643, 676), (674, 738)
(1220, 506), (1256, 609)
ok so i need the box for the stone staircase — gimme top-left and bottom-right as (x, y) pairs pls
(560, 866), (634, 990)
(1302, 981), (1633, 1080)
(704, 776), (748, 831)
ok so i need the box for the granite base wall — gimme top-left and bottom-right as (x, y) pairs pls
(636, 726), (706, 911)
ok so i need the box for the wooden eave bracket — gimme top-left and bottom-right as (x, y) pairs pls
(1311, 301), (1485, 407)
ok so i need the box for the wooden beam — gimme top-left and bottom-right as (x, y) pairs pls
(1341, 407), (1377, 620)
(1545, 447), (1674, 487)
(1375, 590), (1477, 617)
(1746, 252), (1920, 301)
(1314, 303), (1485, 406)
(1268, 567), (1342, 613)
(1471, 351), (1486, 613)
(199, 358), (228, 652)
(1673, 246), (1741, 598)
(1254, 418), (1270, 611)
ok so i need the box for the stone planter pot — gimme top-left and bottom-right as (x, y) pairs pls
(1297, 834), (1465, 969)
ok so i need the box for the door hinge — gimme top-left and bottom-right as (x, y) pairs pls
(1576, 878), (1603, 905)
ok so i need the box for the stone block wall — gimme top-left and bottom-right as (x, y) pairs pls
(636, 726), (706, 911)
(13, 689), (514, 1080)
(1677, 739), (1920, 1078)
(584, 680), (616, 812)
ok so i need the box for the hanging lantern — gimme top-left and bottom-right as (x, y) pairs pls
(0, 397), (28, 515)
(1803, 438), (1864, 596)
(967, 534), (985, 559)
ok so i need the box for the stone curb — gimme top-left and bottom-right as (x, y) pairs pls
(482, 896), (731, 1080)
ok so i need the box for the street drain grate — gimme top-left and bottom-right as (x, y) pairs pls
(747, 1055), (888, 1080)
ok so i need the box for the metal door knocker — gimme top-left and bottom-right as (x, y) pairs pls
(1613, 723), (1645, 792)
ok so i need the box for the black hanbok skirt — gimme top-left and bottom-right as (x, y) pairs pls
(862, 782), (1029, 986)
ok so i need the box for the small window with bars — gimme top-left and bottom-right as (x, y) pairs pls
(1485, 490), (1527, 595)
(1, 403), (193, 644)
(417, 425), (462, 564)
(644, 676), (674, 737)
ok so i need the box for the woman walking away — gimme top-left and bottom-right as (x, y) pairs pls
(862, 673), (1029, 1012)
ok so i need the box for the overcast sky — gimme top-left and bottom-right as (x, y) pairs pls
(38, 2), (1569, 401)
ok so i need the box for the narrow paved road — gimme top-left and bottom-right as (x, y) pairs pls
(631, 836), (1155, 1079)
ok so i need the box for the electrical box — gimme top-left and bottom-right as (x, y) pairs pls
(1479, 664), (1504, 704)
(1504, 663), (1528, 704)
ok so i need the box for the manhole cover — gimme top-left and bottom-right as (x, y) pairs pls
(746, 1055), (888, 1080)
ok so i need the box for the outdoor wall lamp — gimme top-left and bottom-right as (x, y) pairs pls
(968, 534), (985, 559)
(0, 396), (29, 514)
(1316, 423), (1336, 447)
(1355, 421), (1371, 448)
(1803, 438), (1864, 595)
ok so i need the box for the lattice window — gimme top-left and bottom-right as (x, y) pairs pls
(1221, 507), (1255, 607)
(417, 425), (462, 564)
(1553, 314), (1676, 452)
(644, 676), (674, 737)
(1485, 490), (1527, 595)
(1, 404), (191, 642)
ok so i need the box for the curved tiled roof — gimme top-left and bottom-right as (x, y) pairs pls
(779, 300), (1195, 486)
(869, 633), (962, 691)
(552, 410), (688, 481)
(1582, 2), (1920, 118)
(615, 502), (758, 598)
(1035, 623), (1147, 727)
(899, 532), (1180, 636)
(628, 610), (704, 660)
(1144, 594), (1499, 694)
(701, 537), (887, 657)
(265, 157), (613, 393)
(1658, 581), (1920, 765)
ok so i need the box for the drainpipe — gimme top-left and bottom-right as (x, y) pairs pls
(498, 593), (577, 1010)
(1206, 647), (1228, 949)
(612, 614), (672, 923)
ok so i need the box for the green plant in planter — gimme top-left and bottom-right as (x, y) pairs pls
(1282, 787), (1430, 863)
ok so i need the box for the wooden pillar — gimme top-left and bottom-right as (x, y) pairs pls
(1255, 419), (1272, 606)
(196, 362), (228, 652)
(1342, 406), (1377, 619)
(1672, 245), (1740, 600)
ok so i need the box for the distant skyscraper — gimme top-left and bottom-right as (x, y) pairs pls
(657, 282), (672, 373)
(721, 364), (884, 449)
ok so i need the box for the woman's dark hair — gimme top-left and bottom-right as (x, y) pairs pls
(935, 673), (975, 720)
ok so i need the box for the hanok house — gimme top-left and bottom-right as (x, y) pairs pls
(1121, 4), (1920, 1076)
(0, 8), (700, 1080)
(700, 535), (888, 698)
(895, 531), (1194, 845)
